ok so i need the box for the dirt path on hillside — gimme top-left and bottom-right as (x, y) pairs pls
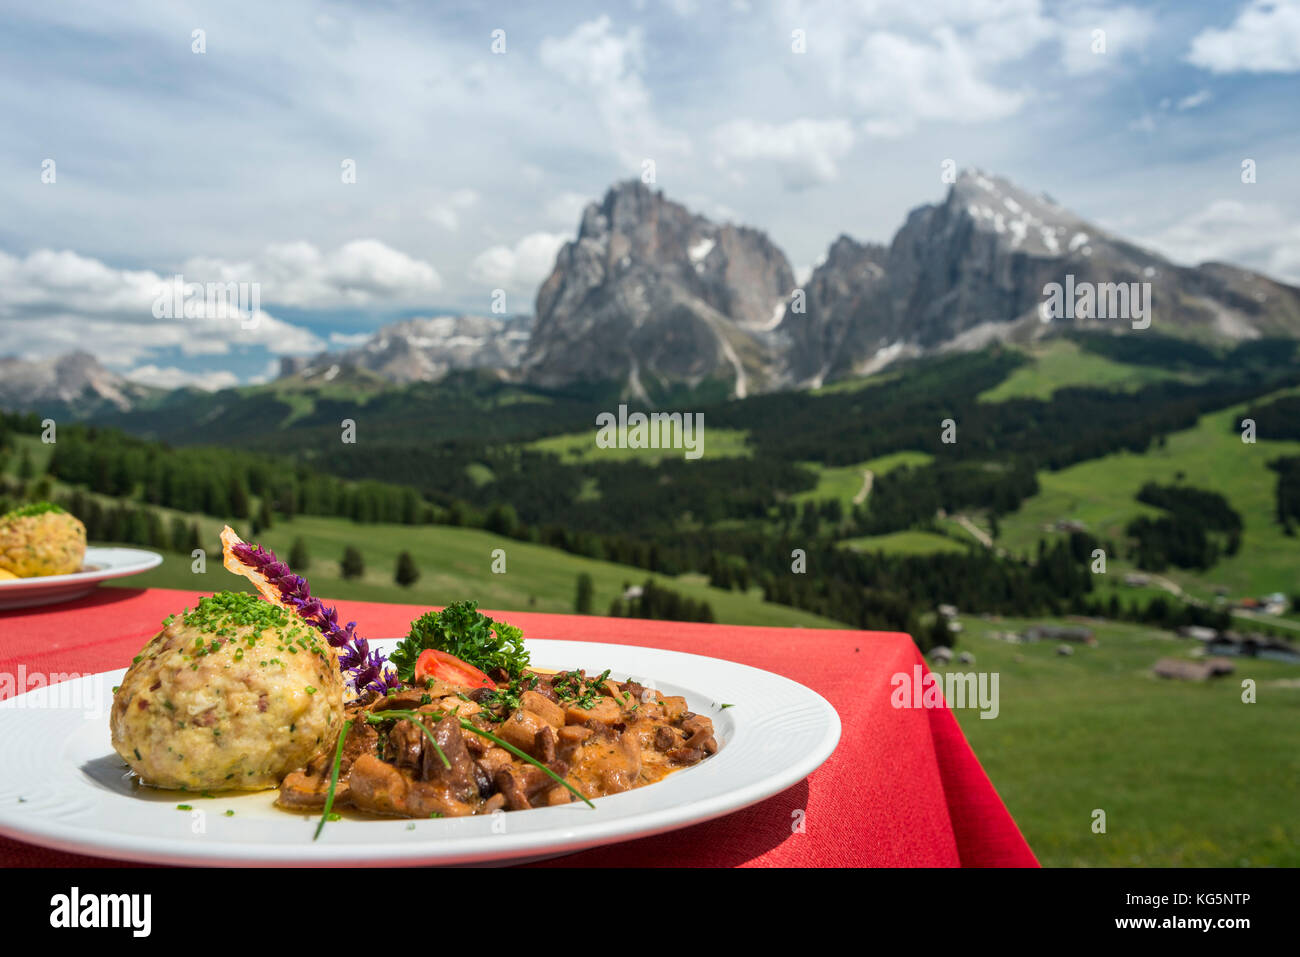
(1234, 610), (1300, 631)
(1148, 574), (1183, 597)
(955, 513), (993, 548)
(852, 469), (874, 505)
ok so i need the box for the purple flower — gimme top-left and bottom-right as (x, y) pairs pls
(231, 541), (400, 695)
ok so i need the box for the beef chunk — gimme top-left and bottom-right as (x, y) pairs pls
(420, 714), (479, 803)
(534, 725), (557, 765)
(666, 747), (706, 765)
(373, 689), (430, 712)
(384, 718), (425, 772)
(653, 725), (682, 751)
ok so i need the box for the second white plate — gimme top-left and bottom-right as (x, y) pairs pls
(0, 546), (162, 610)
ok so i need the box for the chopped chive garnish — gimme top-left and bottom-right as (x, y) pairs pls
(313, 718), (353, 841)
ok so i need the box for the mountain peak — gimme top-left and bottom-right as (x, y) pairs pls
(940, 169), (1092, 257)
(777, 170), (1300, 384)
(525, 181), (795, 399)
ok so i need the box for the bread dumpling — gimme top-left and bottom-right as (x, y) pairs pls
(111, 592), (345, 791)
(0, 502), (86, 577)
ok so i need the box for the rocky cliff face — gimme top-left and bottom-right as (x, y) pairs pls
(777, 170), (1300, 385)
(523, 181), (795, 399)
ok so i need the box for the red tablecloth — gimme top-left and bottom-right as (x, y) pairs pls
(0, 587), (1036, 867)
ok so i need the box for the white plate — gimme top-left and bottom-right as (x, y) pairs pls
(0, 638), (840, 866)
(0, 547), (163, 610)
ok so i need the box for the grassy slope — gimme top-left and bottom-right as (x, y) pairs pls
(949, 615), (1300, 866)
(810, 368), (903, 395)
(104, 513), (841, 631)
(977, 339), (1189, 403)
(793, 450), (934, 507)
(839, 530), (971, 556)
(995, 386), (1300, 602)
(2, 434), (55, 476)
(3, 432), (827, 628)
(525, 426), (750, 463)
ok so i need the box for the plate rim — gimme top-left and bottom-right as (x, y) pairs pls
(0, 638), (842, 867)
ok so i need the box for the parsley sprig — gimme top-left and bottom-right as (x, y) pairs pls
(389, 601), (528, 683)
(476, 672), (539, 719)
(551, 668), (612, 709)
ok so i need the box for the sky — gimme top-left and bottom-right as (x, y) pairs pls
(2, 0), (1299, 389)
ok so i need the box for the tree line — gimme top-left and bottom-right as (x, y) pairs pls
(1126, 482), (1242, 571)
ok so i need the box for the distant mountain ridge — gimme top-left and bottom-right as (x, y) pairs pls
(278, 314), (531, 386)
(0, 351), (157, 417)
(776, 170), (1300, 387)
(523, 172), (1300, 396)
(5, 170), (1300, 414)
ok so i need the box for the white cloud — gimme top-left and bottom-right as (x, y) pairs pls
(1141, 199), (1300, 283)
(248, 358), (283, 386)
(0, 310), (320, 370)
(123, 365), (242, 392)
(469, 232), (568, 290)
(180, 239), (441, 309)
(329, 331), (372, 347)
(711, 118), (854, 188)
(783, 1), (1053, 135)
(1129, 87), (1211, 133)
(539, 16), (690, 167)
(788, 2), (1154, 134)
(682, 194), (740, 224)
(1188, 0), (1300, 73)
(1058, 6), (1156, 75)
(847, 28), (1027, 136)
(426, 189), (480, 232)
(0, 247), (327, 369)
(545, 191), (594, 227)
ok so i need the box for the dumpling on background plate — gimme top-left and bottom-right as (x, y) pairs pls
(0, 502), (86, 578)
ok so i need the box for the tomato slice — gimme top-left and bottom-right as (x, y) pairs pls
(413, 649), (497, 690)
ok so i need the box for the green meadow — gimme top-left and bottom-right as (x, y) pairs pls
(526, 425), (750, 463)
(993, 386), (1300, 603)
(793, 450), (934, 507)
(947, 615), (1300, 866)
(839, 529), (971, 556)
(977, 339), (1191, 403)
